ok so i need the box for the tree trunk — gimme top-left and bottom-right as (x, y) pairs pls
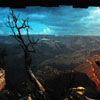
(24, 50), (45, 95)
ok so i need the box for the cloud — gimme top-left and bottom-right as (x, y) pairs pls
(0, 6), (100, 36)
(34, 27), (54, 35)
(42, 27), (52, 34)
(0, 30), (5, 35)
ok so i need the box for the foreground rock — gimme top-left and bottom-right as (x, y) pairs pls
(44, 72), (97, 100)
(0, 68), (6, 91)
(20, 95), (32, 100)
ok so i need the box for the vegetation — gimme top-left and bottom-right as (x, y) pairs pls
(7, 10), (46, 99)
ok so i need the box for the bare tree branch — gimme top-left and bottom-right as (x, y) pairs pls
(7, 9), (46, 97)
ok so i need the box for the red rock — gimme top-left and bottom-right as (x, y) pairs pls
(75, 55), (100, 91)
(0, 68), (6, 91)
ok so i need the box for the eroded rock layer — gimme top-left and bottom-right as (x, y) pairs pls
(75, 55), (100, 91)
(0, 68), (6, 91)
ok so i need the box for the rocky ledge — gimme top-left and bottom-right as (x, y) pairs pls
(0, 68), (6, 91)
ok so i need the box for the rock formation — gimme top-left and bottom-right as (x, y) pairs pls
(44, 71), (96, 100)
(75, 55), (100, 91)
(20, 95), (32, 100)
(0, 68), (6, 91)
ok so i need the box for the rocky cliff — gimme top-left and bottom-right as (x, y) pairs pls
(0, 68), (6, 91)
(74, 55), (100, 91)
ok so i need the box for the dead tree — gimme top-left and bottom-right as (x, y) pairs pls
(7, 10), (45, 96)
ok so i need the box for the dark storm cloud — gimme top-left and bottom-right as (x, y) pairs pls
(13, 6), (91, 35)
(14, 6), (68, 15)
(0, 6), (100, 35)
(23, 6), (90, 32)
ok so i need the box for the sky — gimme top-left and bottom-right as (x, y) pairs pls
(0, 6), (100, 36)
